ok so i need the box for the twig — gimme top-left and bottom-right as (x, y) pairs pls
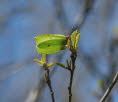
(45, 67), (55, 102)
(68, 52), (77, 102)
(100, 72), (118, 102)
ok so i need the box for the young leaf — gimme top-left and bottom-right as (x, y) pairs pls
(34, 34), (67, 54)
(68, 30), (80, 51)
(34, 59), (43, 66)
(71, 30), (78, 47)
(56, 63), (67, 69)
(47, 63), (55, 68)
(74, 33), (80, 50)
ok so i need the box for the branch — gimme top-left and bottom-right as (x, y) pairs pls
(68, 52), (77, 102)
(100, 72), (118, 102)
(45, 67), (55, 102)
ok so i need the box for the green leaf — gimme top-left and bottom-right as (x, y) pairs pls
(74, 33), (80, 50)
(34, 34), (67, 54)
(68, 30), (80, 51)
(47, 63), (55, 67)
(34, 59), (43, 66)
(56, 63), (66, 69)
(71, 30), (78, 47)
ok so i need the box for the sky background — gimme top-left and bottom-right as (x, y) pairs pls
(0, 0), (118, 102)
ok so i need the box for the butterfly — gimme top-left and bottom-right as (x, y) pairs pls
(34, 30), (80, 54)
(34, 34), (67, 54)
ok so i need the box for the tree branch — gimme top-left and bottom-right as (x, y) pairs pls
(68, 52), (77, 102)
(45, 67), (55, 102)
(100, 72), (118, 102)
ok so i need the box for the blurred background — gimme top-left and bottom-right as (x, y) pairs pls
(0, 0), (118, 102)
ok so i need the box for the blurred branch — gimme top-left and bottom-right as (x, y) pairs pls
(52, 0), (95, 34)
(100, 72), (118, 102)
(0, 56), (36, 80)
(52, 0), (69, 31)
(70, 0), (95, 33)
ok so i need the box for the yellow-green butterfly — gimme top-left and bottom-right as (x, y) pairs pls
(34, 34), (67, 54)
(34, 30), (80, 54)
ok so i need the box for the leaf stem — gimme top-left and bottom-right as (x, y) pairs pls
(45, 67), (55, 102)
(100, 72), (118, 102)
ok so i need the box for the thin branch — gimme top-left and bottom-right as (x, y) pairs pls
(100, 72), (118, 102)
(68, 52), (77, 102)
(45, 67), (55, 102)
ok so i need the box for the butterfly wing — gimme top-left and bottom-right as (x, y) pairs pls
(35, 34), (66, 54)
